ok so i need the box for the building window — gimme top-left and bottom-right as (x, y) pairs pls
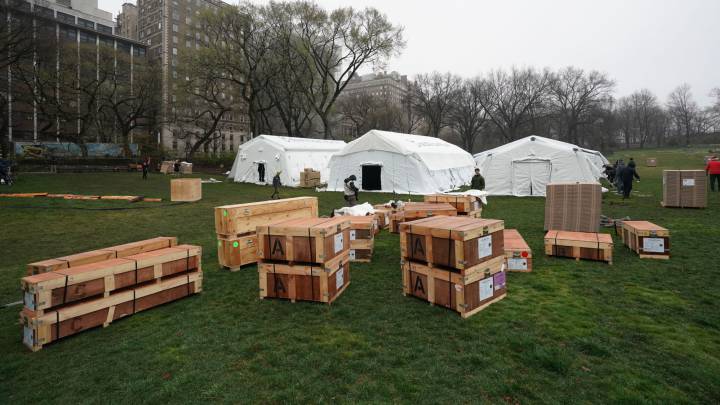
(172, 24), (179, 32)
(56, 11), (75, 24)
(173, 36), (178, 43)
(186, 40), (191, 48)
(185, 17), (192, 25)
(172, 138), (178, 150)
(172, 47), (178, 55)
(97, 24), (112, 34)
(79, 31), (96, 44)
(78, 18), (95, 30)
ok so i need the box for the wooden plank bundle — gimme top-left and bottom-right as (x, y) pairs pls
(503, 229), (532, 272)
(257, 217), (351, 304)
(0, 192), (48, 198)
(619, 221), (670, 259)
(544, 231), (613, 264)
(299, 168), (322, 188)
(348, 216), (376, 262)
(646, 158), (658, 167)
(389, 202), (457, 233)
(214, 197), (318, 270)
(21, 240), (202, 351)
(544, 182), (602, 233)
(424, 194), (482, 216)
(662, 170), (707, 208)
(170, 178), (202, 202)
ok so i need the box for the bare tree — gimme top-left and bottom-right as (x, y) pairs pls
(411, 72), (461, 137)
(399, 85), (422, 134)
(616, 89), (664, 148)
(448, 78), (488, 152)
(667, 84), (701, 146)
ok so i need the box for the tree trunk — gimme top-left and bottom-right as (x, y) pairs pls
(321, 114), (332, 139)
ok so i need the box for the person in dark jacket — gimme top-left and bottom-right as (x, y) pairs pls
(603, 164), (615, 184)
(271, 171), (282, 199)
(343, 175), (359, 207)
(614, 159), (625, 194)
(258, 163), (266, 183)
(141, 157), (150, 180)
(470, 168), (485, 190)
(620, 160), (640, 199)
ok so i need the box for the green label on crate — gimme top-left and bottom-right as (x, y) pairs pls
(218, 240), (221, 247)
(233, 241), (239, 248)
(223, 210), (228, 217)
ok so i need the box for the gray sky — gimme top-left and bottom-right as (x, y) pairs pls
(100, 0), (720, 106)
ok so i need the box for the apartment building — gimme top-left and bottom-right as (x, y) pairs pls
(117, 2), (139, 40)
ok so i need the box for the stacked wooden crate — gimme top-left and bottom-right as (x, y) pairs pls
(503, 229), (532, 272)
(619, 221), (670, 259)
(170, 178), (201, 202)
(159, 161), (174, 174)
(214, 197), (318, 271)
(373, 205), (395, 230)
(348, 216), (376, 262)
(544, 231), (613, 264)
(424, 194), (482, 218)
(389, 202), (457, 233)
(662, 170), (707, 208)
(399, 216), (506, 318)
(256, 217), (351, 304)
(299, 168), (322, 187)
(21, 238), (202, 351)
(544, 182), (601, 233)
(646, 158), (657, 167)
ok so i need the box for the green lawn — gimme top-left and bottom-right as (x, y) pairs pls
(1, 147), (719, 403)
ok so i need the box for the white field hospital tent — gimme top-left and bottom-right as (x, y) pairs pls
(228, 135), (346, 186)
(327, 130), (476, 194)
(473, 135), (609, 197)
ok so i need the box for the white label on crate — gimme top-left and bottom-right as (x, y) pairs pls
(479, 277), (494, 301)
(508, 258), (528, 270)
(334, 233), (344, 253)
(385, 216), (390, 226)
(350, 249), (356, 260)
(23, 291), (35, 310)
(642, 237), (665, 253)
(682, 178), (695, 187)
(350, 230), (357, 241)
(336, 268), (344, 289)
(478, 235), (492, 258)
(473, 201), (480, 210)
(23, 326), (34, 348)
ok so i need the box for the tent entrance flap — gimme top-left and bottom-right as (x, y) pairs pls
(512, 159), (551, 196)
(361, 165), (382, 191)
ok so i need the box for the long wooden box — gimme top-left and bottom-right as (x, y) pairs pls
(620, 221), (670, 259)
(424, 194), (482, 214)
(21, 271), (203, 352)
(258, 251), (350, 304)
(662, 170), (707, 208)
(544, 182), (601, 233)
(215, 197), (318, 237)
(257, 217), (350, 264)
(399, 216), (504, 272)
(544, 230), (613, 264)
(402, 256), (506, 318)
(390, 202), (458, 233)
(503, 229), (532, 272)
(22, 245), (202, 313)
(217, 234), (258, 271)
(170, 178), (202, 202)
(26, 237), (178, 275)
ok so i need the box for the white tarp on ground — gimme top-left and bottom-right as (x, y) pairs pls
(228, 135), (346, 187)
(327, 130), (476, 195)
(473, 135), (609, 197)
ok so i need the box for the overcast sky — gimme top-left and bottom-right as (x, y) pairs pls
(100, 0), (720, 106)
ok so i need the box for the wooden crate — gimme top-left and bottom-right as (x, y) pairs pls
(349, 216), (376, 263)
(350, 248), (373, 263)
(257, 217), (350, 264)
(215, 197), (318, 237)
(170, 178), (202, 202)
(399, 216), (504, 272)
(423, 194), (482, 214)
(217, 233), (258, 271)
(21, 271), (202, 352)
(544, 230), (613, 264)
(258, 251), (350, 304)
(462, 209), (483, 218)
(401, 255), (506, 318)
(22, 245), (201, 313)
(620, 221), (670, 259)
(646, 158), (657, 167)
(159, 161), (174, 174)
(544, 182), (602, 233)
(662, 170), (707, 208)
(26, 237), (178, 275)
(374, 207), (393, 230)
(503, 229), (532, 272)
(389, 202), (457, 233)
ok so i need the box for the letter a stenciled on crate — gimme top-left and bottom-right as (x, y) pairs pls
(413, 237), (425, 257)
(414, 276), (425, 295)
(271, 238), (285, 257)
(275, 276), (287, 293)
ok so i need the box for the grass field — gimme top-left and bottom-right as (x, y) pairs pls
(1, 147), (719, 403)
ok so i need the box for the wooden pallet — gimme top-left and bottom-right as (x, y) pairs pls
(423, 194), (482, 214)
(503, 229), (533, 272)
(170, 178), (201, 202)
(21, 271), (203, 352)
(401, 257), (506, 318)
(399, 216), (504, 272)
(544, 230), (613, 264)
(620, 221), (670, 260)
(349, 248), (373, 263)
(217, 233), (258, 271)
(258, 251), (350, 304)
(348, 216), (376, 262)
(256, 217), (350, 264)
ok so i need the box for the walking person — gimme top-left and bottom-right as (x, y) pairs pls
(604, 164), (616, 184)
(706, 155), (720, 192)
(470, 168), (485, 190)
(614, 159), (625, 194)
(343, 175), (359, 207)
(258, 163), (266, 183)
(620, 159), (640, 199)
(173, 160), (181, 176)
(270, 171), (282, 199)
(141, 157), (150, 180)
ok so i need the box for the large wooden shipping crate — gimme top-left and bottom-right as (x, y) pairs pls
(389, 202), (457, 233)
(662, 170), (707, 208)
(646, 158), (657, 167)
(544, 231), (613, 264)
(620, 221), (670, 259)
(399, 216), (504, 272)
(424, 194), (482, 215)
(503, 229), (532, 272)
(257, 217), (350, 264)
(348, 216), (376, 262)
(217, 234), (258, 270)
(544, 182), (602, 233)
(170, 178), (202, 202)
(373, 206), (395, 230)
(299, 168), (322, 188)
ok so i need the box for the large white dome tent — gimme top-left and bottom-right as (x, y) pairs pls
(473, 135), (609, 197)
(228, 135), (346, 187)
(326, 130), (476, 195)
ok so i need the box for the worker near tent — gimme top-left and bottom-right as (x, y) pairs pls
(343, 175), (359, 207)
(620, 159), (640, 199)
(603, 164), (616, 184)
(141, 157), (150, 180)
(707, 155), (720, 192)
(258, 162), (265, 183)
(173, 160), (181, 176)
(614, 159), (625, 194)
(470, 168), (485, 190)
(271, 171), (282, 199)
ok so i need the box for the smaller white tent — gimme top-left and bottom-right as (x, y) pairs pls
(473, 135), (609, 197)
(228, 135), (346, 187)
(327, 130), (476, 195)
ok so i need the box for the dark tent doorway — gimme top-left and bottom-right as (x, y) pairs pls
(361, 165), (382, 190)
